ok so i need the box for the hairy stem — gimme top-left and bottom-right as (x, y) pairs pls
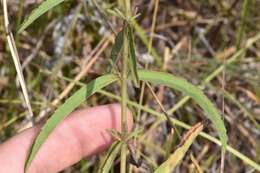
(120, 0), (131, 172)
(120, 143), (127, 173)
(121, 27), (129, 135)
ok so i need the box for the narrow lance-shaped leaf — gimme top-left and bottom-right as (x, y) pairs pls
(138, 70), (228, 148)
(25, 74), (118, 171)
(19, 0), (65, 33)
(98, 141), (122, 173)
(127, 25), (140, 87)
(154, 122), (204, 173)
(108, 27), (125, 72)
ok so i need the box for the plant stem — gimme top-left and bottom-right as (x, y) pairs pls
(120, 143), (127, 173)
(121, 28), (129, 135)
(120, 0), (131, 172)
(120, 0), (131, 137)
(2, 0), (35, 126)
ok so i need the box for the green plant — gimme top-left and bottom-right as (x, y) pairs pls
(8, 0), (250, 172)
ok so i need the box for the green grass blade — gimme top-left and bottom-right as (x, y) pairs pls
(154, 123), (203, 173)
(236, 0), (250, 49)
(138, 70), (228, 148)
(25, 74), (118, 171)
(127, 25), (140, 87)
(18, 0), (65, 33)
(98, 141), (122, 173)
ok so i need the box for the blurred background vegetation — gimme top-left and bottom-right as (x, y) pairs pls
(0, 0), (259, 172)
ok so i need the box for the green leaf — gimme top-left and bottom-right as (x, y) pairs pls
(98, 141), (122, 173)
(127, 25), (140, 87)
(18, 0), (65, 33)
(25, 74), (118, 171)
(109, 27), (125, 71)
(154, 123), (203, 173)
(138, 70), (228, 148)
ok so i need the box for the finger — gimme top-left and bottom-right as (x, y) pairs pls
(0, 104), (133, 173)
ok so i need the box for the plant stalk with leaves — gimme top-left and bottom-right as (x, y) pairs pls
(120, 1), (130, 172)
(15, 0), (233, 172)
(119, 0), (140, 172)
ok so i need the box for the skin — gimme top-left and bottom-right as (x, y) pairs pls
(0, 104), (133, 173)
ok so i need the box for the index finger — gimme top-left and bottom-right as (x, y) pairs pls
(0, 104), (133, 173)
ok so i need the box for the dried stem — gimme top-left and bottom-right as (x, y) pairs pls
(2, 0), (34, 126)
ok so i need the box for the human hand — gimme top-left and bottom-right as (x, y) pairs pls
(0, 104), (133, 173)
